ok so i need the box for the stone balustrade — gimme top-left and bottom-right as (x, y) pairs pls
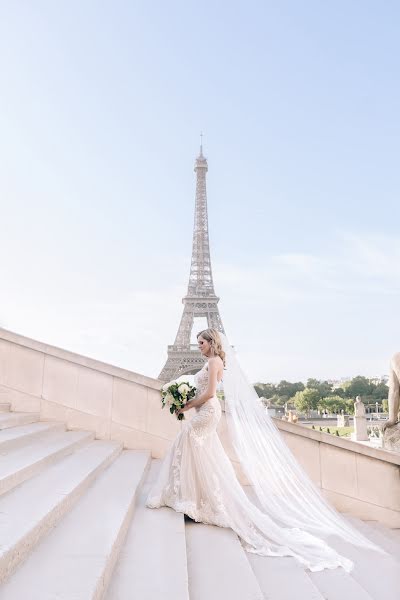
(275, 418), (400, 527)
(0, 327), (180, 458)
(0, 326), (399, 527)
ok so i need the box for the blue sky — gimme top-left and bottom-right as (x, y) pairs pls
(1, 1), (399, 382)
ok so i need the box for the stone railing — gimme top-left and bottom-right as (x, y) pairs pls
(0, 327), (398, 526)
(0, 327), (181, 457)
(275, 419), (400, 527)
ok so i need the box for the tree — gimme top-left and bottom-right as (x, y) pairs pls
(277, 380), (305, 399)
(345, 398), (357, 414)
(293, 389), (320, 418)
(372, 382), (389, 401)
(333, 387), (345, 398)
(306, 378), (320, 389)
(254, 382), (277, 398)
(320, 395), (349, 414)
(345, 376), (372, 399)
(306, 378), (333, 400)
(271, 394), (288, 406)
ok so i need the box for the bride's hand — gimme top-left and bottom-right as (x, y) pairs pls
(177, 401), (192, 416)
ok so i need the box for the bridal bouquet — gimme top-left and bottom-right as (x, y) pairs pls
(161, 380), (197, 420)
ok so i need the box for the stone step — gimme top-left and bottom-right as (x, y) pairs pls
(248, 553), (325, 600)
(0, 439), (122, 583)
(106, 459), (189, 600)
(242, 484), (324, 599)
(364, 521), (400, 553)
(0, 429), (94, 495)
(0, 412), (40, 430)
(309, 562), (374, 600)
(0, 450), (151, 600)
(242, 506), (371, 600)
(0, 404), (10, 413)
(185, 520), (264, 600)
(244, 486), (388, 599)
(323, 533), (400, 600)
(0, 421), (65, 452)
(344, 515), (400, 563)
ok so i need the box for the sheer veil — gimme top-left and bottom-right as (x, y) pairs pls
(219, 332), (386, 555)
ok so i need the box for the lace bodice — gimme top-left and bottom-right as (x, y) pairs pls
(189, 363), (222, 433)
(194, 362), (211, 396)
(194, 362), (224, 397)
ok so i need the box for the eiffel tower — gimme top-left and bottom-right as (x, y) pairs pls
(159, 143), (226, 382)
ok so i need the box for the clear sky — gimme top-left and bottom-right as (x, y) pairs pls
(1, 1), (399, 382)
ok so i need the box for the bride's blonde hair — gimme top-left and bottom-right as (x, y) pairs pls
(197, 328), (226, 366)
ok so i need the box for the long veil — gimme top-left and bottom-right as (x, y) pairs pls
(219, 332), (387, 555)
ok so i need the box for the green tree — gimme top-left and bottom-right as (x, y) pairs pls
(333, 387), (346, 398)
(320, 395), (349, 414)
(372, 382), (389, 400)
(306, 378), (333, 400)
(306, 378), (320, 389)
(345, 376), (372, 399)
(293, 388), (320, 418)
(270, 394), (288, 406)
(277, 380), (305, 399)
(254, 383), (277, 398)
(345, 398), (357, 415)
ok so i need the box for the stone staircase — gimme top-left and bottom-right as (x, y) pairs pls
(0, 407), (398, 599)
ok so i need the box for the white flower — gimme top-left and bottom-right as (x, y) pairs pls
(178, 383), (190, 395)
(164, 393), (174, 406)
(162, 380), (176, 392)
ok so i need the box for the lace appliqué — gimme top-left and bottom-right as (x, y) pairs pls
(161, 445), (182, 498)
(189, 402), (217, 447)
(188, 364), (222, 447)
(165, 474), (229, 528)
(171, 447), (182, 494)
(195, 363), (209, 395)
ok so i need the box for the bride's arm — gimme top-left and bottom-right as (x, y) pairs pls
(180, 358), (219, 412)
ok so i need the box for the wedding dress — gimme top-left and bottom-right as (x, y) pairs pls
(146, 335), (387, 573)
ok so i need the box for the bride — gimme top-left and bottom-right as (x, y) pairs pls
(146, 328), (387, 572)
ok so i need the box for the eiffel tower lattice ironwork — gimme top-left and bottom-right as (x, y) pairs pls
(158, 144), (226, 382)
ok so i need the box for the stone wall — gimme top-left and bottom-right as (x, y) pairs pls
(0, 327), (180, 457)
(277, 419), (400, 527)
(0, 327), (399, 526)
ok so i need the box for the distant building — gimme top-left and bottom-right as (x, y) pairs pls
(327, 375), (389, 389)
(370, 375), (389, 385)
(327, 377), (352, 389)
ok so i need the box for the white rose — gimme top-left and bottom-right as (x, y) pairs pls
(178, 383), (190, 395)
(162, 380), (176, 392)
(164, 393), (174, 406)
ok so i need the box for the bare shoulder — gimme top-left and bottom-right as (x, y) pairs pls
(208, 356), (223, 369)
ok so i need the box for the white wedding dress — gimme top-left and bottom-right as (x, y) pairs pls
(145, 360), (380, 573)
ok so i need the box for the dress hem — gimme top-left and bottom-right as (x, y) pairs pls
(145, 497), (354, 574)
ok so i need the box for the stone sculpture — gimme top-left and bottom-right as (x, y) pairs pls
(354, 395), (366, 417)
(382, 352), (400, 451)
(351, 396), (369, 441)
